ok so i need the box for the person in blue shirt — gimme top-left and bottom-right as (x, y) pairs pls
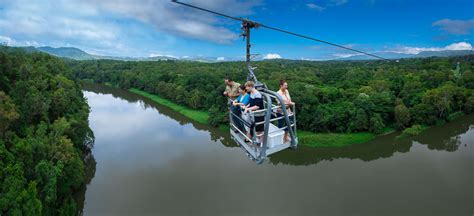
(233, 85), (250, 109)
(232, 85), (250, 134)
(243, 81), (265, 144)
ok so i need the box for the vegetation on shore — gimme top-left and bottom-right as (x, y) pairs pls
(397, 125), (428, 138)
(1, 44), (472, 214)
(0, 47), (94, 215)
(129, 88), (209, 124)
(68, 55), (474, 147)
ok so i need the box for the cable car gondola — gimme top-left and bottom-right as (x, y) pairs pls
(171, 0), (389, 164)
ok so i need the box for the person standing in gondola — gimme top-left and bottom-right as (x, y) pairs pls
(244, 81), (264, 144)
(224, 77), (241, 131)
(223, 77), (240, 100)
(277, 79), (295, 143)
(232, 85), (250, 134)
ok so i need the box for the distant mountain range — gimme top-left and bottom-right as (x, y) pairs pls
(336, 50), (473, 61)
(20, 46), (179, 61)
(36, 46), (97, 60)
(16, 46), (474, 62)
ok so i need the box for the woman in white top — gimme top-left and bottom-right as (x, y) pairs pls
(277, 79), (295, 143)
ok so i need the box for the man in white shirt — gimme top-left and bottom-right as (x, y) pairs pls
(277, 79), (295, 143)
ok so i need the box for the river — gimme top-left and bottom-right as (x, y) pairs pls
(79, 84), (473, 216)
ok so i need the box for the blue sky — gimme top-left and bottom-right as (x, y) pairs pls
(0, 0), (473, 60)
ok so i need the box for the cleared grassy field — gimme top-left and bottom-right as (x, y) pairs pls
(129, 88), (209, 125)
(298, 131), (376, 147)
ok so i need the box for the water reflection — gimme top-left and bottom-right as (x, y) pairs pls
(83, 83), (474, 167)
(80, 83), (473, 216)
(83, 83), (235, 147)
(75, 153), (96, 215)
(270, 115), (474, 166)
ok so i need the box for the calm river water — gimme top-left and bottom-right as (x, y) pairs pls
(80, 84), (473, 216)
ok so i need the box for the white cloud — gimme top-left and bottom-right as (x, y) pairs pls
(306, 3), (325, 11)
(0, 35), (15, 45)
(0, 0), (261, 56)
(330, 42), (473, 59)
(433, 19), (474, 35)
(306, 0), (347, 12)
(217, 57), (225, 61)
(333, 53), (362, 58)
(149, 53), (179, 59)
(86, 0), (261, 44)
(0, 2), (116, 41)
(329, 0), (348, 6)
(393, 42), (472, 55)
(263, 53), (282, 59)
(0, 35), (42, 47)
(444, 42), (473, 50)
(0, 0), (126, 54)
(300, 57), (325, 61)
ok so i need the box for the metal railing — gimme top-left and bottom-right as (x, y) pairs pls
(228, 90), (298, 156)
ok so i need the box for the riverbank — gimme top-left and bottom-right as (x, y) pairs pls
(129, 88), (209, 124)
(82, 85), (474, 216)
(128, 87), (387, 148)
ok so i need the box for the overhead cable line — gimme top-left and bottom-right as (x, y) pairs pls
(171, 0), (390, 61)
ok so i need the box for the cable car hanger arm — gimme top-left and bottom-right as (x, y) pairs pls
(171, 0), (390, 61)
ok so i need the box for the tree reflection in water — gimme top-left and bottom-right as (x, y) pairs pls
(81, 82), (473, 168)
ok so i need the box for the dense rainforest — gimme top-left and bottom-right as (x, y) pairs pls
(0, 46), (473, 214)
(0, 47), (94, 215)
(68, 55), (474, 134)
